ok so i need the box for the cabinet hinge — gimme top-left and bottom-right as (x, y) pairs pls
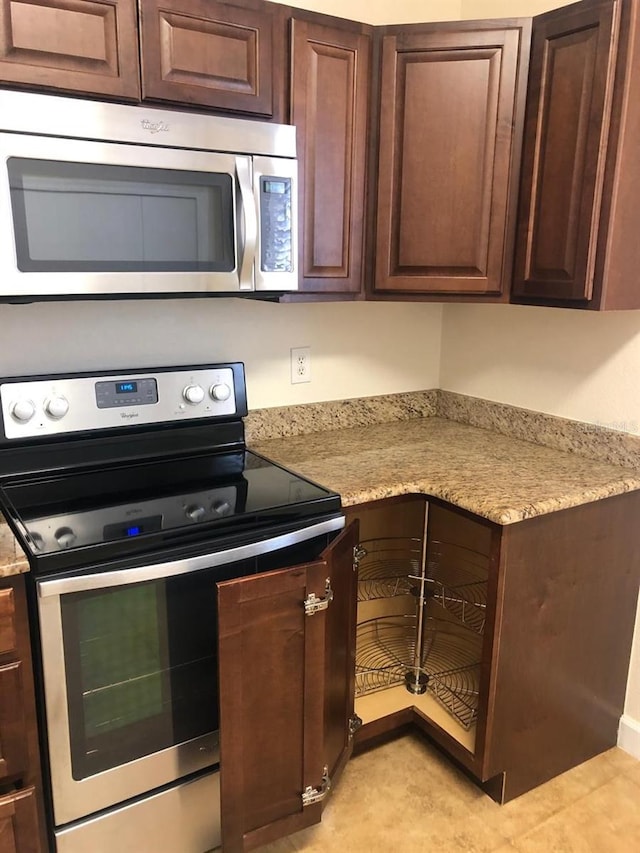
(302, 765), (331, 807)
(348, 713), (363, 740)
(304, 578), (333, 615)
(353, 544), (367, 571)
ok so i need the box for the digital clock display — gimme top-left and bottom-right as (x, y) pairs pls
(116, 382), (138, 394)
(264, 180), (287, 194)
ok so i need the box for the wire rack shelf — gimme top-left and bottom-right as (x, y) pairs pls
(355, 615), (481, 729)
(425, 541), (488, 634)
(356, 537), (423, 601)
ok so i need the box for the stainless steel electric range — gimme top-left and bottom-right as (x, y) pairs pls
(0, 363), (344, 853)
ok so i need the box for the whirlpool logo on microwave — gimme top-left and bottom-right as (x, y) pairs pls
(120, 412), (140, 420)
(141, 119), (170, 134)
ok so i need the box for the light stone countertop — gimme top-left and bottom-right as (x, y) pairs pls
(0, 517), (29, 579)
(250, 416), (640, 525)
(3, 410), (640, 579)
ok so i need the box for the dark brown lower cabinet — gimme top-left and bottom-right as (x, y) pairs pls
(348, 490), (640, 805)
(0, 787), (40, 853)
(0, 576), (45, 853)
(217, 522), (358, 852)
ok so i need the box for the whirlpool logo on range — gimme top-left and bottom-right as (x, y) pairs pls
(120, 412), (140, 420)
(141, 119), (170, 134)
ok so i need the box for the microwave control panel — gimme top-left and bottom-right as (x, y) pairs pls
(260, 176), (293, 273)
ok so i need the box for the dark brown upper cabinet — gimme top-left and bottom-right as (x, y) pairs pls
(217, 523), (358, 852)
(0, 0), (140, 99)
(139, 0), (286, 119)
(513, 0), (640, 309)
(372, 20), (531, 300)
(513, 0), (616, 302)
(290, 16), (371, 295)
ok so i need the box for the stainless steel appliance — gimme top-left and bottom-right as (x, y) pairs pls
(0, 90), (297, 299)
(0, 363), (343, 852)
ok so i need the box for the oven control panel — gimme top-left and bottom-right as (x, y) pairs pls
(23, 486), (238, 553)
(0, 365), (243, 440)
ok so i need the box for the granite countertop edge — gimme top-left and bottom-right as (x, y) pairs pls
(334, 475), (640, 525)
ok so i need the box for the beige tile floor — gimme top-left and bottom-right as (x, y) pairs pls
(259, 734), (640, 852)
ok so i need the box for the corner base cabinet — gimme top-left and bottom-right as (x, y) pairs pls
(347, 490), (640, 805)
(217, 522), (358, 852)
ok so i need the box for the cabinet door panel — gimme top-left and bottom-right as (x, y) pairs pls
(218, 523), (358, 851)
(0, 0), (140, 99)
(218, 561), (327, 852)
(0, 587), (17, 655)
(0, 661), (29, 780)
(291, 19), (370, 293)
(140, 0), (278, 116)
(512, 0), (619, 302)
(375, 23), (529, 296)
(0, 787), (40, 853)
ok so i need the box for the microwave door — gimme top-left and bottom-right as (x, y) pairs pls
(0, 133), (243, 297)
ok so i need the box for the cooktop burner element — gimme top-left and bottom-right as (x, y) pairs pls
(0, 363), (342, 574)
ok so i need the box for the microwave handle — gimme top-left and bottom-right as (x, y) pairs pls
(236, 156), (258, 291)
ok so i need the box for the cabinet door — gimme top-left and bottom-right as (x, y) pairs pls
(0, 0), (140, 99)
(291, 18), (370, 294)
(0, 787), (40, 853)
(512, 0), (619, 303)
(0, 662), (29, 781)
(218, 523), (358, 852)
(374, 21), (529, 297)
(139, 0), (283, 118)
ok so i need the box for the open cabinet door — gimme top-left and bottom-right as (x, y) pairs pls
(218, 521), (359, 852)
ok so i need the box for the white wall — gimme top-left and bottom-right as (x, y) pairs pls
(273, 0), (463, 23)
(441, 304), (640, 434)
(0, 299), (442, 410)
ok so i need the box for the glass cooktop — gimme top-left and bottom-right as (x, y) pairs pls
(0, 449), (341, 570)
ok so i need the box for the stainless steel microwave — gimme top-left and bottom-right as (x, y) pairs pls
(0, 90), (298, 299)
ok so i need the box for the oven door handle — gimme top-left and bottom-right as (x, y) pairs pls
(37, 515), (345, 597)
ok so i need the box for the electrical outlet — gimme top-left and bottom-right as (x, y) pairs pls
(291, 346), (311, 384)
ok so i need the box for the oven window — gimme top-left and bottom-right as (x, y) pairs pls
(60, 571), (219, 779)
(7, 158), (235, 273)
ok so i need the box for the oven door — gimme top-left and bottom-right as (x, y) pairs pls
(36, 516), (344, 827)
(0, 133), (257, 297)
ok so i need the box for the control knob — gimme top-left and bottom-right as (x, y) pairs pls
(55, 527), (77, 549)
(185, 504), (206, 521)
(27, 531), (44, 551)
(210, 383), (231, 402)
(183, 384), (205, 405)
(45, 395), (70, 420)
(11, 399), (35, 422)
(211, 499), (231, 517)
